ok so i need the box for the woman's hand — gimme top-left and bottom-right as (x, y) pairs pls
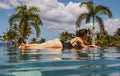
(18, 43), (31, 49)
(88, 45), (100, 48)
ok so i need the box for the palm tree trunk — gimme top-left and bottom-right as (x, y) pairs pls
(92, 16), (95, 45)
(25, 35), (29, 44)
(26, 39), (28, 44)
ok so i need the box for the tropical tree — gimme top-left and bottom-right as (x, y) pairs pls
(113, 28), (120, 45)
(9, 5), (43, 44)
(114, 28), (120, 41)
(96, 31), (109, 46)
(59, 31), (73, 41)
(39, 38), (46, 43)
(2, 26), (19, 46)
(31, 38), (38, 43)
(76, 1), (112, 45)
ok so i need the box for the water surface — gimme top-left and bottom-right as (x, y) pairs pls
(0, 45), (120, 76)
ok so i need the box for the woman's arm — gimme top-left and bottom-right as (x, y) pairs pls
(76, 38), (100, 48)
(77, 39), (88, 48)
(88, 45), (100, 48)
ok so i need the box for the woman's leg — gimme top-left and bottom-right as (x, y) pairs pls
(19, 38), (62, 49)
(39, 38), (63, 48)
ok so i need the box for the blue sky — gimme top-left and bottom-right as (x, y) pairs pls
(0, 0), (120, 41)
(58, 0), (120, 18)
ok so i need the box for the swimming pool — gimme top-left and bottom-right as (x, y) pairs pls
(0, 46), (120, 76)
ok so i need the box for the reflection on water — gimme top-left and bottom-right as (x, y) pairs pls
(0, 46), (120, 76)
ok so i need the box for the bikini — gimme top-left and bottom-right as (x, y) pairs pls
(60, 40), (73, 49)
(60, 38), (81, 49)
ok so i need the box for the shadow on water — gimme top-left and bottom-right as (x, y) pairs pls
(0, 46), (120, 76)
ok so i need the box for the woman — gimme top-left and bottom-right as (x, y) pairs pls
(19, 29), (97, 49)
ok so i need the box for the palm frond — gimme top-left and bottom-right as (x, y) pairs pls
(28, 6), (40, 13)
(96, 16), (104, 32)
(29, 14), (43, 25)
(76, 13), (89, 27)
(95, 5), (112, 18)
(86, 13), (91, 23)
(9, 14), (20, 25)
(30, 22), (40, 38)
(80, 1), (93, 11)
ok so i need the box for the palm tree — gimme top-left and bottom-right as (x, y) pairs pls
(59, 31), (73, 41)
(39, 38), (46, 43)
(31, 38), (38, 43)
(76, 1), (112, 45)
(2, 27), (18, 46)
(114, 28), (120, 44)
(115, 28), (120, 40)
(9, 5), (43, 44)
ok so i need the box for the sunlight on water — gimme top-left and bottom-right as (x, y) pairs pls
(0, 46), (120, 76)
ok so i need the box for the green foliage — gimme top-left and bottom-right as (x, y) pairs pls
(59, 31), (74, 41)
(1, 3), (119, 47)
(9, 5), (43, 44)
(31, 38), (46, 44)
(31, 38), (38, 43)
(76, 1), (112, 45)
(59, 28), (120, 47)
(39, 38), (46, 43)
(95, 28), (120, 47)
(1, 5), (43, 46)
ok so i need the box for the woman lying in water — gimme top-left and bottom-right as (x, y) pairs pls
(19, 29), (99, 50)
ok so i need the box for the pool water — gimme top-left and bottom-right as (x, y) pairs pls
(0, 46), (120, 76)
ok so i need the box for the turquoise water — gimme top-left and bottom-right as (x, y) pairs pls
(0, 44), (120, 76)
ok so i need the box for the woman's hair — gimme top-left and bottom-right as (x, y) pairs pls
(78, 29), (89, 37)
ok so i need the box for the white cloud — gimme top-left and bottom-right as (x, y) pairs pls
(0, 0), (20, 9)
(0, 0), (120, 35)
(104, 19), (120, 34)
(82, 19), (120, 35)
(33, 0), (88, 33)
(0, 2), (10, 9)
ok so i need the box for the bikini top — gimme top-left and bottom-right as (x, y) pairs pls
(60, 37), (83, 49)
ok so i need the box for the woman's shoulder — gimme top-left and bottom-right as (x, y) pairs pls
(70, 37), (81, 43)
(72, 37), (80, 39)
(75, 37), (82, 40)
(74, 37), (83, 43)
